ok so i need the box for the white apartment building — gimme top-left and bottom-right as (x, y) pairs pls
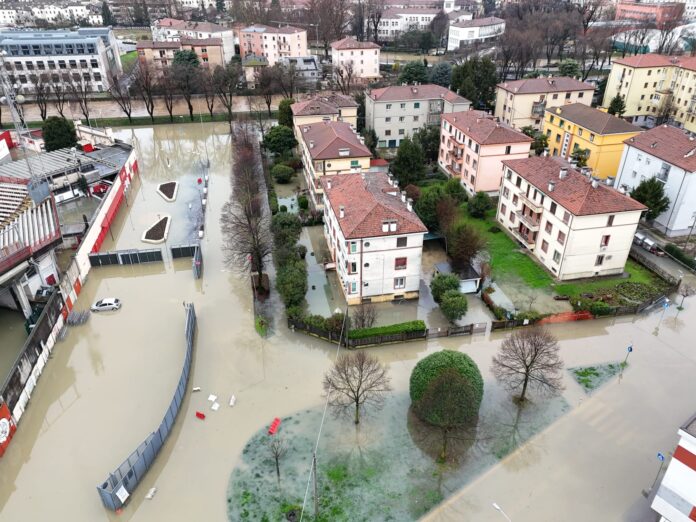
(615, 124), (696, 237)
(365, 84), (471, 148)
(447, 16), (505, 51)
(651, 411), (696, 522)
(321, 172), (427, 305)
(439, 110), (532, 194)
(240, 24), (308, 67)
(0, 27), (122, 93)
(377, 8), (441, 41)
(331, 36), (380, 83)
(496, 157), (646, 280)
(151, 18), (235, 62)
(0, 8), (32, 27)
(30, 4), (100, 25)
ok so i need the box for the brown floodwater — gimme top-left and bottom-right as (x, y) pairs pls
(0, 123), (694, 522)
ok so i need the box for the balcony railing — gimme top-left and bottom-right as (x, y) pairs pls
(511, 226), (535, 247)
(518, 189), (542, 212)
(515, 210), (540, 230)
(531, 101), (546, 117)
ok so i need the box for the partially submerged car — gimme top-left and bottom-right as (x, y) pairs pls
(91, 297), (122, 312)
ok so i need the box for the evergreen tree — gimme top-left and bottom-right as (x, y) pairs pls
(608, 94), (626, 117)
(558, 59), (581, 78)
(354, 91), (366, 132)
(521, 126), (548, 156)
(278, 98), (294, 127)
(451, 57), (497, 109)
(173, 49), (200, 68)
(361, 128), (379, 156)
(42, 117), (77, 152)
(398, 61), (429, 85)
(429, 62), (452, 87)
(101, 1), (115, 26)
(630, 178), (670, 220)
(390, 137), (427, 187)
(216, 0), (225, 11)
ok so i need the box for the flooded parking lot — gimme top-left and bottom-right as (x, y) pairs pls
(0, 123), (695, 522)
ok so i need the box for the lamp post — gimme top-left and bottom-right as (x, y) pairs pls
(492, 502), (512, 522)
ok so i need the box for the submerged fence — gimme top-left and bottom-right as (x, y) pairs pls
(89, 248), (163, 267)
(170, 243), (203, 279)
(96, 303), (197, 511)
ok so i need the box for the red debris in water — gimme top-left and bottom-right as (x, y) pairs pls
(268, 417), (281, 435)
(196, 411), (206, 420)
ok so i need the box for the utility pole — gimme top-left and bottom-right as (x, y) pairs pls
(312, 452), (319, 519)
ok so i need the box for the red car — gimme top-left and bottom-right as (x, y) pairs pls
(92, 183), (110, 196)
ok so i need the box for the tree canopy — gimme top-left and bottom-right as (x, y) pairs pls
(263, 125), (297, 155)
(429, 62), (452, 88)
(451, 58), (497, 109)
(607, 94), (626, 117)
(439, 289), (468, 323)
(278, 98), (294, 127)
(172, 49), (200, 68)
(398, 61), (429, 85)
(630, 177), (670, 220)
(390, 137), (427, 187)
(42, 116), (77, 152)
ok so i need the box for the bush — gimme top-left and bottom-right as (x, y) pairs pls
(286, 305), (304, 320)
(325, 312), (348, 336)
(271, 164), (294, 184)
(269, 191), (279, 215)
(514, 310), (542, 322)
(282, 156), (303, 170)
(279, 205), (288, 212)
(276, 263), (308, 307)
(296, 244), (307, 259)
(298, 195), (309, 210)
(467, 191), (493, 219)
(589, 301), (613, 316)
(439, 290), (468, 323)
(409, 350), (484, 418)
(271, 212), (302, 248)
(347, 320), (426, 340)
(664, 243), (696, 269)
(430, 273), (461, 303)
(263, 125), (297, 156)
(444, 178), (468, 204)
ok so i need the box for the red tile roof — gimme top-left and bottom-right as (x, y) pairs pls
(624, 124), (696, 172)
(368, 84), (470, 104)
(370, 158), (389, 166)
(331, 36), (380, 50)
(291, 93), (358, 116)
(442, 110), (533, 146)
(497, 76), (595, 95)
(612, 53), (696, 72)
(136, 40), (180, 50)
(299, 121), (371, 160)
(503, 157), (646, 216)
(321, 173), (427, 239)
(546, 104), (642, 135)
(451, 16), (505, 28)
(180, 37), (223, 46)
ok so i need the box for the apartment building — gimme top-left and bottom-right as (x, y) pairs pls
(377, 8), (442, 41)
(602, 53), (696, 133)
(297, 120), (372, 208)
(543, 104), (642, 179)
(240, 24), (307, 67)
(495, 76), (595, 130)
(151, 18), (235, 62)
(439, 110), (532, 194)
(331, 37), (380, 84)
(136, 38), (224, 71)
(615, 125), (696, 237)
(291, 93), (359, 136)
(30, 4), (102, 25)
(446, 16), (505, 51)
(278, 56), (320, 85)
(615, 0), (685, 27)
(651, 411), (696, 522)
(0, 27), (122, 93)
(111, 0), (175, 26)
(366, 84), (471, 148)
(321, 172), (427, 305)
(496, 157), (645, 280)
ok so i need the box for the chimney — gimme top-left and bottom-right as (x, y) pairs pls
(548, 181), (556, 192)
(309, 140), (315, 148)
(651, 142), (657, 148)
(407, 198), (413, 212)
(339, 205), (345, 218)
(303, 126), (309, 132)
(401, 190), (407, 202)
(327, 179), (332, 190)
(559, 167), (568, 180)
(606, 177), (614, 186)
(591, 179), (599, 188)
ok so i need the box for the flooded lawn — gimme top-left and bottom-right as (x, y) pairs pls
(0, 309), (27, 383)
(275, 173), (305, 214)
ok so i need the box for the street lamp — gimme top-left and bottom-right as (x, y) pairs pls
(492, 502), (512, 522)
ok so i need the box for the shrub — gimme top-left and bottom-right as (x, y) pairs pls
(347, 320), (426, 340)
(467, 192), (493, 218)
(430, 273), (461, 303)
(325, 312), (349, 336)
(514, 310), (542, 322)
(282, 156), (303, 170)
(409, 350), (484, 421)
(262, 125), (297, 155)
(664, 243), (696, 269)
(286, 305), (304, 320)
(439, 290), (468, 323)
(269, 191), (279, 215)
(271, 164), (294, 184)
(444, 178), (468, 204)
(276, 263), (308, 307)
(279, 205), (288, 212)
(296, 244), (307, 259)
(271, 212), (302, 248)
(589, 301), (613, 316)
(488, 225), (501, 233)
(298, 195), (309, 210)
(404, 184), (421, 202)
(274, 245), (297, 267)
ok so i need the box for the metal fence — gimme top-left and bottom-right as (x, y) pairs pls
(170, 243), (203, 279)
(192, 245), (202, 280)
(89, 249), (163, 267)
(96, 303), (197, 511)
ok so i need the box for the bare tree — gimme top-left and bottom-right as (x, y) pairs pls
(172, 62), (199, 121)
(249, 96), (270, 139)
(158, 71), (177, 122)
(491, 327), (564, 402)
(31, 73), (50, 121)
(366, 0), (384, 43)
(213, 62), (241, 130)
(334, 60), (355, 95)
(51, 82), (69, 118)
(323, 351), (391, 424)
(255, 66), (276, 117)
(107, 70), (134, 123)
(678, 283), (695, 309)
(199, 67), (216, 118)
(307, 0), (351, 57)
(656, 18), (681, 55)
(351, 303), (377, 329)
(133, 61), (156, 123)
(578, 0), (605, 36)
(268, 437), (288, 483)
(274, 63), (301, 98)
(68, 74), (92, 122)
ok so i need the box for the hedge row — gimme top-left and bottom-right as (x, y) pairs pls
(664, 243), (696, 270)
(347, 320), (426, 340)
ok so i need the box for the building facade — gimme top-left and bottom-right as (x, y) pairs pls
(0, 27), (122, 93)
(615, 125), (696, 237)
(136, 38), (224, 72)
(366, 84), (471, 148)
(495, 76), (596, 130)
(240, 24), (307, 66)
(278, 56), (320, 86)
(496, 157), (645, 280)
(291, 93), (359, 136)
(111, 0), (176, 26)
(297, 120), (372, 208)
(330, 37), (380, 84)
(321, 172), (427, 305)
(446, 16), (505, 51)
(377, 8), (442, 41)
(439, 110), (533, 194)
(151, 18), (235, 62)
(543, 103), (642, 179)
(615, 0), (685, 27)
(602, 54), (696, 133)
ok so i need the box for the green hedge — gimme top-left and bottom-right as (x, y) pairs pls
(664, 243), (696, 270)
(347, 320), (426, 340)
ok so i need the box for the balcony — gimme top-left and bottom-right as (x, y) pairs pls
(518, 189), (542, 212)
(531, 101), (546, 117)
(446, 164), (461, 177)
(515, 210), (540, 231)
(511, 226), (535, 247)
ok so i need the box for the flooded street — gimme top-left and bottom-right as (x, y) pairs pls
(0, 122), (694, 521)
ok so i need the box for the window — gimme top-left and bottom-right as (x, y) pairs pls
(552, 93), (558, 100)
(399, 116), (405, 122)
(502, 187), (510, 199)
(414, 102), (420, 108)
(557, 230), (566, 245)
(509, 211), (516, 223)
(350, 281), (357, 294)
(578, 128), (583, 137)
(505, 145), (511, 154)
(395, 257), (407, 270)
(565, 92), (571, 99)
(400, 103), (405, 109)
(553, 250), (561, 263)
(545, 221), (552, 233)
(550, 202), (557, 215)
(501, 203), (507, 216)
(555, 134), (561, 143)
(386, 104), (392, 110)
(607, 215), (615, 227)
(350, 241), (357, 253)
(600, 235), (610, 247)
(589, 133), (595, 143)
(578, 92), (584, 98)
(398, 129), (405, 135)
(541, 240), (548, 253)
(512, 195), (518, 205)
(413, 116), (419, 122)
(595, 255), (605, 266)
(396, 237), (407, 248)
(394, 277), (405, 289)
(350, 160), (359, 168)
(515, 176), (522, 188)
(385, 117), (391, 122)
(562, 211), (570, 224)
(385, 130), (391, 136)
(349, 262), (357, 273)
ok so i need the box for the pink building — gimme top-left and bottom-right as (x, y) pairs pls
(615, 0), (684, 28)
(438, 110), (532, 195)
(240, 24), (308, 66)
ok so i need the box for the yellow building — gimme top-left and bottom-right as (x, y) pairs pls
(602, 53), (696, 133)
(543, 104), (642, 179)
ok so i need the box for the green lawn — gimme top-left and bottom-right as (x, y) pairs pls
(120, 50), (138, 70)
(554, 259), (663, 299)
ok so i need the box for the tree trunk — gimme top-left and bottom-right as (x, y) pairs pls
(440, 428), (448, 462)
(520, 374), (529, 402)
(188, 99), (194, 121)
(354, 401), (360, 424)
(275, 458), (280, 482)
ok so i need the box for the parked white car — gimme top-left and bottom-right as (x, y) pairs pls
(91, 297), (122, 312)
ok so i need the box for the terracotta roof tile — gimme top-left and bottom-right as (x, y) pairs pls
(331, 36), (380, 50)
(368, 84), (470, 104)
(291, 93), (357, 116)
(503, 157), (646, 216)
(612, 53), (696, 72)
(624, 124), (696, 172)
(497, 76), (595, 95)
(299, 121), (371, 160)
(321, 173), (427, 239)
(442, 110), (533, 145)
(546, 104), (642, 135)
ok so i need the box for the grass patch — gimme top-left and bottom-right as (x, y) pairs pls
(570, 362), (625, 393)
(120, 50), (138, 70)
(255, 315), (268, 337)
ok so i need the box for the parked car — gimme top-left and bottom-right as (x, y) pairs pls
(91, 297), (122, 312)
(633, 232), (646, 246)
(641, 237), (664, 256)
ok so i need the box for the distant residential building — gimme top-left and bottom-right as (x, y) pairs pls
(686, 0), (696, 21)
(240, 24), (307, 67)
(321, 172), (427, 305)
(290, 93), (359, 136)
(377, 8), (442, 41)
(151, 18), (235, 62)
(0, 27), (122, 93)
(111, 0), (176, 26)
(278, 56), (320, 86)
(495, 76), (596, 130)
(615, 0), (685, 27)
(29, 4), (101, 25)
(330, 37), (380, 84)
(651, 411), (696, 522)
(446, 16), (505, 51)
(296, 120), (372, 208)
(242, 55), (267, 84)
(543, 104), (642, 179)
(615, 125), (696, 237)
(365, 84), (471, 148)
(496, 157), (645, 280)
(439, 110), (533, 194)
(602, 54), (696, 134)
(136, 38), (224, 72)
